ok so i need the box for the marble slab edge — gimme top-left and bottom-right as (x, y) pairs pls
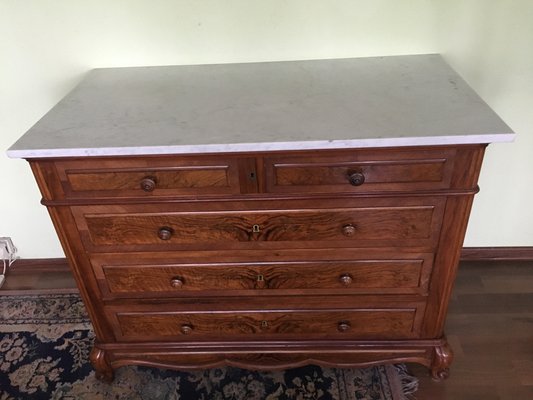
(7, 133), (515, 159)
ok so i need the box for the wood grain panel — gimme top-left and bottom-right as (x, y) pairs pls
(97, 257), (430, 297)
(76, 202), (441, 250)
(112, 308), (418, 341)
(68, 168), (229, 190)
(54, 156), (242, 198)
(264, 147), (456, 194)
(85, 208), (435, 243)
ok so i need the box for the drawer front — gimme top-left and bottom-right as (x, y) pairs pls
(73, 197), (444, 251)
(264, 148), (456, 194)
(93, 254), (433, 298)
(110, 308), (420, 342)
(54, 156), (243, 198)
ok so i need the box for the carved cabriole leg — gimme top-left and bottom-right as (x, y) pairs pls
(430, 340), (453, 381)
(90, 346), (114, 383)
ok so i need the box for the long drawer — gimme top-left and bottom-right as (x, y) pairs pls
(91, 252), (434, 298)
(107, 304), (424, 342)
(72, 197), (445, 252)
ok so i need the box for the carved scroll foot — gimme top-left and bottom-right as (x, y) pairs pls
(430, 341), (453, 381)
(90, 346), (114, 383)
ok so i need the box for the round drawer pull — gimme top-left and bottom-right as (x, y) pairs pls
(170, 277), (184, 288)
(347, 171), (365, 186)
(157, 227), (174, 240)
(337, 321), (351, 332)
(140, 176), (157, 192)
(342, 224), (356, 237)
(339, 274), (353, 285)
(180, 324), (193, 335)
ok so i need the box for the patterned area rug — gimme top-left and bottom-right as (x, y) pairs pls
(0, 294), (417, 400)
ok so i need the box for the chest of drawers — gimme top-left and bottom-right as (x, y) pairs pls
(9, 55), (514, 381)
(28, 145), (480, 381)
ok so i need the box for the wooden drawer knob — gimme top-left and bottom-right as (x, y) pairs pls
(157, 227), (174, 240)
(170, 277), (184, 288)
(337, 321), (351, 332)
(339, 274), (353, 285)
(342, 224), (356, 237)
(140, 176), (157, 192)
(180, 324), (193, 335)
(347, 172), (365, 186)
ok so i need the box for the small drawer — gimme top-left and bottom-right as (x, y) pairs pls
(264, 148), (456, 194)
(53, 156), (244, 198)
(73, 197), (444, 252)
(93, 254), (433, 298)
(109, 307), (421, 342)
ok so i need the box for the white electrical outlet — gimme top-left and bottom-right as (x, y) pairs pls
(0, 237), (18, 289)
(0, 237), (17, 256)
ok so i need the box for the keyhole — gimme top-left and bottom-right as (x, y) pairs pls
(261, 320), (268, 328)
(255, 274), (266, 289)
(252, 224), (261, 233)
(250, 172), (256, 179)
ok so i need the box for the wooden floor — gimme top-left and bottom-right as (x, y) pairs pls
(414, 261), (533, 400)
(1, 260), (532, 399)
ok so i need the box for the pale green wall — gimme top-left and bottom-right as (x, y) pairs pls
(1, 1), (531, 258)
(432, 0), (533, 246)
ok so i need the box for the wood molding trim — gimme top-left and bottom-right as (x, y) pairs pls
(7, 247), (533, 275)
(460, 247), (533, 261)
(8, 257), (70, 274)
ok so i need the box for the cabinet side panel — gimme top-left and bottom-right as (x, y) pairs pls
(45, 206), (115, 341)
(29, 160), (65, 200)
(29, 160), (115, 341)
(449, 145), (486, 189)
(421, 145), (486, 337)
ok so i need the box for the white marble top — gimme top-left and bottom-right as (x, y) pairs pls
(7, 54), (514, 158)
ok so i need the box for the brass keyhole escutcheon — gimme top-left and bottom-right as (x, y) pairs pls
(261, 320), (269, 328)
(252, 224), (261, 233)
(255, 274), (266, 289)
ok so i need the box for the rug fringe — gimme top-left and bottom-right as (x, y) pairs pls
(394, 364), (419, 400)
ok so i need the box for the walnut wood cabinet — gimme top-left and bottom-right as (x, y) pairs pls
(28, 144), (485, 381)
(9, 55), (513, 382)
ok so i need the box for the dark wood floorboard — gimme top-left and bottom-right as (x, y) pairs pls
(413, 261), (533, 400)
(1, 260), (532, 398)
